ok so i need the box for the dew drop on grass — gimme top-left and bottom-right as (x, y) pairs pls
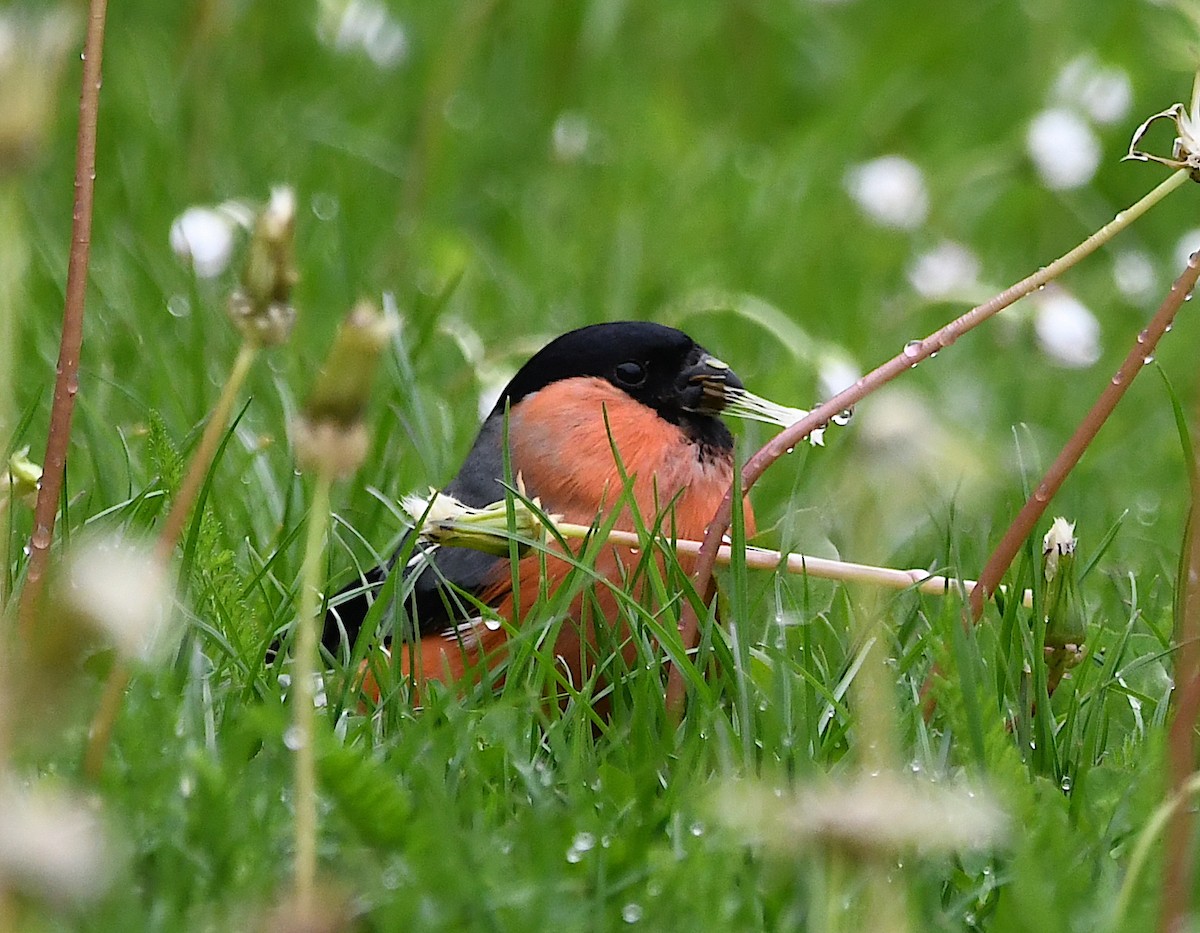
(622, 903), (643, 924)
(311, 192), (340, 221)
(283, 726), (305, 750)
(689, 821), (705, 837)
(179, 774), (194, 798)
(1060, 775), (1073, 793)
(566, 831), (595, 863)
(167, 295), (191, 318)
(484, 617), (502, 631)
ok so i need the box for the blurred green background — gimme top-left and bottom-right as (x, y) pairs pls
(15, 0), (1200, 606)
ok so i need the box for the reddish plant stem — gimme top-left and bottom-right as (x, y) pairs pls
(17, 0), (109, 640)
(663, 170), (1190, 720)
(1160, 360), (1200, 933)
(970, 252), (1200, 620)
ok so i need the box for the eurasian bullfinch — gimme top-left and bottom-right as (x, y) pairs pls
(325, 321), (754, 693)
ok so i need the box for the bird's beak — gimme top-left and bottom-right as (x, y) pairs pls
(681, 355), (744, 415)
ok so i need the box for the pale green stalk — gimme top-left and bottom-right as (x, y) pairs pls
(293, 472), (332, 911)
(505, 519), (1035, 607)
(1109, 770), (1200, 930)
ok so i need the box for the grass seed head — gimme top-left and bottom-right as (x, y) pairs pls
(293, 301), (397, 478)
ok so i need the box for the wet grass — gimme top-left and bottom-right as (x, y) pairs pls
(7, 0), (1200, 929)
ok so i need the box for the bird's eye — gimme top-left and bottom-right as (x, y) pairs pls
(614, 361), (647, 388)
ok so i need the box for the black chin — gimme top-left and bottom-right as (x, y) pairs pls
(672, 410), (734, 451)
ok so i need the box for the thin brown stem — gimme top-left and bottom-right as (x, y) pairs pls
(1159, 369), (1200, 933)
(82, 661), (130, 781)
(17, 0), (109, 640)
(971, 252), (1200, 620)
(155, 341), (257, 562)
(664, 168), (1190, 720)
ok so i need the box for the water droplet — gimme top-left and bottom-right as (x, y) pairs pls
(311, 193), (340, 221)
(1111, 372), (1125, 386)
(566, 831), (595, 863)
(1142, 354), (1155, 366)
(622, 903), (643, 924)
(179, 775), (195, 797)
(832, 408), (853, 426)
(628, 548), (639, 556)
(1166, 322), (1175, 332)
(689, 821), (705, 837)
(902, 340), (922, 359)
(1060, 775), (1073, 793)
(784, 446), (795, 455)
(484, 617), (502, 631)
(283, 726), (305, 750)
(1136, 329), (1148, 344)
(31, 525), (52, 549)
(167, 295), (191, 318)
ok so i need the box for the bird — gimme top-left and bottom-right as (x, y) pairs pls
(324, 320), (755, 697)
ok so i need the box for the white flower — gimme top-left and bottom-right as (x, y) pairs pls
(713, 774), (1007, 857)
(844, 155), (929, 230)
(551, 111), (591, 162)
(170, 207), (236, 278)
(1112, 249), (1156, 303)
(262, 185), (297, 238)
(0, 784), (112, 905)
(62, 536), (175, 663)
(1027, 108), (1101, 191)
(907, 240), (982, 300)
(317, 0), (408, 69)
(817, 354), (861, 401)
(1033, 286), (1101, 367)
(169, 201), (253, 278)
(1053, 55), (1132, 126)
(1043, 516), (1077, 580)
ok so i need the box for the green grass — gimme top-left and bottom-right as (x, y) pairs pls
(6, 0), (1200, 929)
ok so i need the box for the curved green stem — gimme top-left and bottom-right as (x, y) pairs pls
(1110, 770), (1200, 930)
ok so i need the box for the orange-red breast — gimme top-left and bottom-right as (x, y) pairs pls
(326, 321), (754, 694)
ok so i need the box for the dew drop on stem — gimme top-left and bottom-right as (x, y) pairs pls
(31, 524), (52, 549)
